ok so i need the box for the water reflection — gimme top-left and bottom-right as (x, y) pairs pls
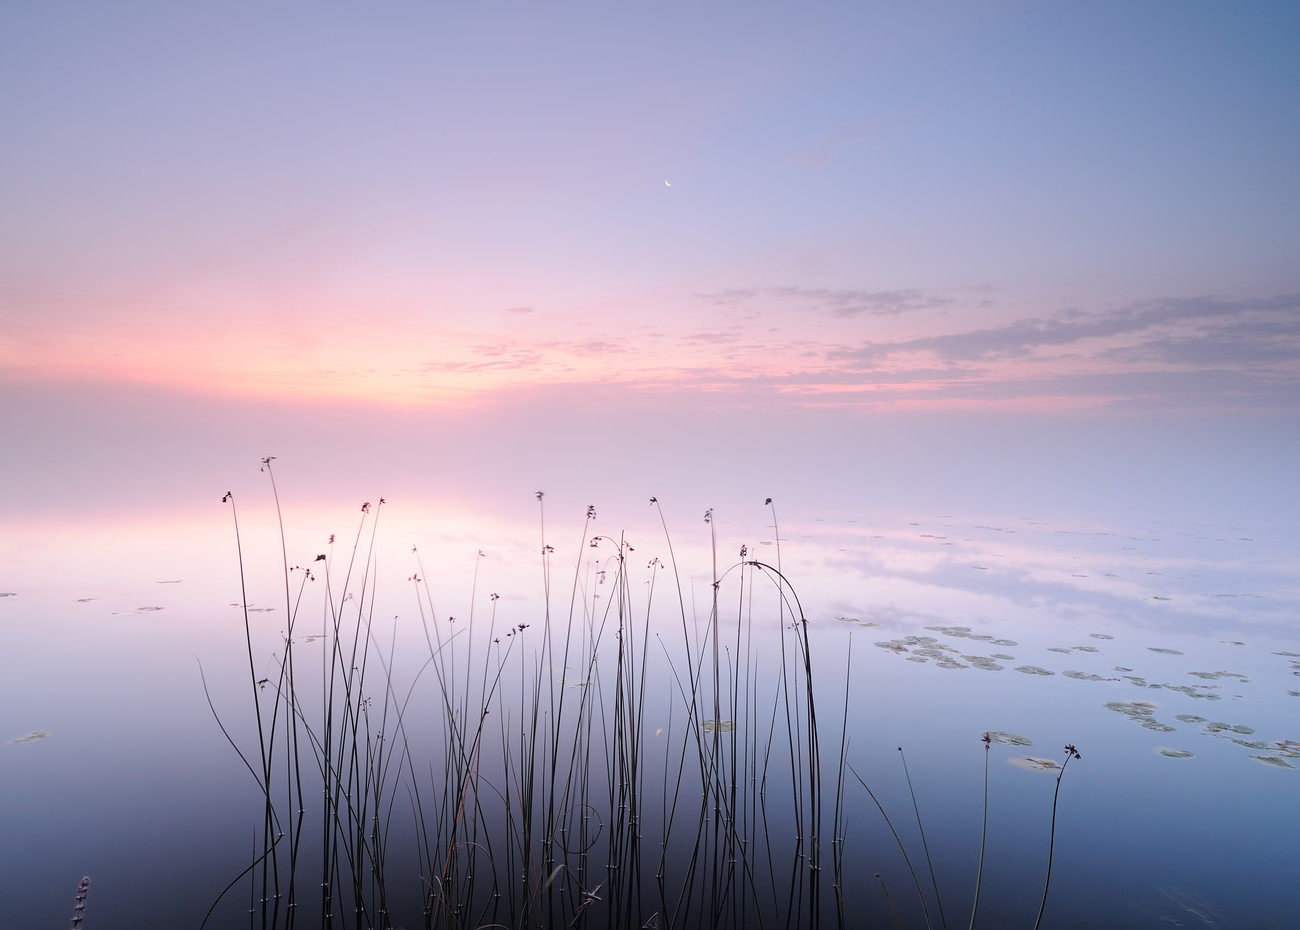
(1, 502), (1297, 927)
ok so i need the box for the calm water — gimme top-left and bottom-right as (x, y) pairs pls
(3, 498), (1298, 928)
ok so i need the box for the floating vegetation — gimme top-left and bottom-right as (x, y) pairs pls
(1163, 684), (1222, 700)
(1148, 647), (1184, 655)
(1072, 645), (1100, 653)
(1114, 666), (1133, 673)
(962, 654), (1004, 671)
(1186, 671), (1221, 680)
(1047, 647), (1073, 654)
(1064, 670), (1119, 682)
(1276, 740), (1300, 755)
(156, 579), (182, 584)
(702, 719), (735, 734)
(301, 634), (325, 644)
(1175, 714), (1207, 724)
(1105, 700), (1176, 730)
(7, 730), (50, 744)
(1273, 651), (1300, 658)
(990, 653), (1015, 661)
(1204, 722), (1255, 736)
(1008, 756), (1061, 773)
(1290, 691), (1300, 698)
(0, 592), (15, 598)
(1089, 633), (1114, 640)
(1250, 755), (1296, 770)
(984, 731), (1032, 746)
(1106, 700), (1159, 717)
(561, 678), (593, 689)
(1229, 739), (1270, 750)
(874, 641), (910, 654)
(75, 597), (98, 603)
(137, 606), (164, 612)
(1154, 748), (1194, 759)
(835, 616), (879, 627)
(1014, 665), (1054, 676)
(923, 625), (1001, 643)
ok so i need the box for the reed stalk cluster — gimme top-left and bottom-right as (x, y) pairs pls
(204, 466), (1079, 929)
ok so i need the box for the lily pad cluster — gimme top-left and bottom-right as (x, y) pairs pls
(1105, 701), (1176, 732)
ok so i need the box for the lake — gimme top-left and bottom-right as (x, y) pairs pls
(3, 491), (1297, 928)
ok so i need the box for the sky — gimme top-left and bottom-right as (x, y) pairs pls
(2, 1), (1298, 529)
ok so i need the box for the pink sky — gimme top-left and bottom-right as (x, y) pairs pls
(2, 3), (1297, 527)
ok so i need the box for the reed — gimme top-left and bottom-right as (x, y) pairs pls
(204, 469), (1082, 929)
(69, 876), (90, 930)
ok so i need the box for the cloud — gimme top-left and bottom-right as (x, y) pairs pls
(835, 293), (1300, 369)
(695, 285), (950, 317)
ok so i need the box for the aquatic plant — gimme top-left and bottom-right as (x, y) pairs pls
(205, 467), (1088, 929)
(69, 875), (90, 929)
(1032, 744), (1082, 930)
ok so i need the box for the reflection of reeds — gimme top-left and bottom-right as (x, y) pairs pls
(204, 472), (1082, 929)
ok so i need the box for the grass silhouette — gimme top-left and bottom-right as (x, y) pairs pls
(203, 467), (1081, 929)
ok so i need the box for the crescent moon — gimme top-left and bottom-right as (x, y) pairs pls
(664, 179), (672, 187)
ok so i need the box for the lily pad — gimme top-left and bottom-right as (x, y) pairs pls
(1008, 756), (1061, 773)
(1154, 748), (1194, 759)
(984, 731), (1033, 746)
(702, 719), (735, 734)
(1229, 738), (1270, 750)
(1249, 755), (1296, 770)
(1089, 633), (1114, 640)
(1015, 665), (1054, 676)
(1148, 647), (1184, 655)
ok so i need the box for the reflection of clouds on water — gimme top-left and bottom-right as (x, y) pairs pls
(841, 514), (1299, 772)
(1008, 756), (1060, 773)
(7, 730), (50, 744)
(815, 512), (1297, 643)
